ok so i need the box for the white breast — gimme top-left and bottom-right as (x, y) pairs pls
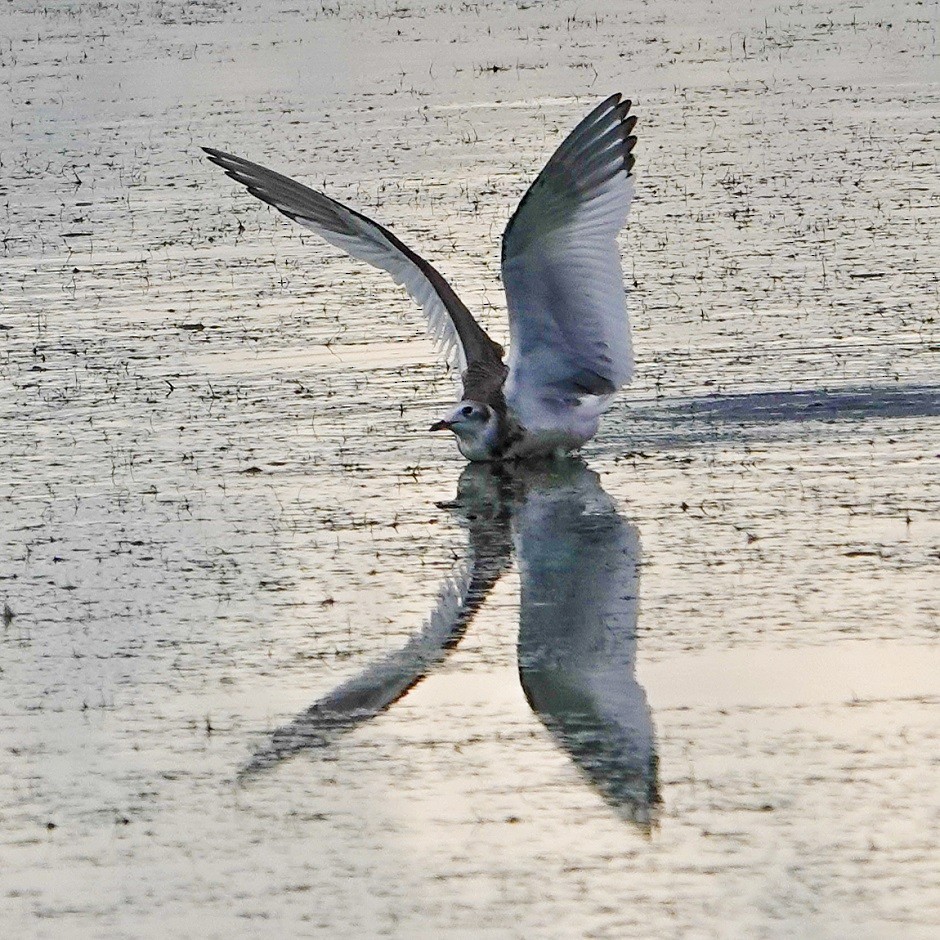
(457, 435), (501, 462)
(503, 390), (608, 459)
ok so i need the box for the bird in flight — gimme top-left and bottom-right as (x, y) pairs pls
(203, 93), (637, 462)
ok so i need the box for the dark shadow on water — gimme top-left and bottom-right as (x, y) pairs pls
(604, 382), (940, 449)
(240, 458), (659, 828)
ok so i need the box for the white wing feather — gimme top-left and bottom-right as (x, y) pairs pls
(501, 95), (637, 426)
(204, 148), (471, 372)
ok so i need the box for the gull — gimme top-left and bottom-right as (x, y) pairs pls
(203, 93), (637, 461)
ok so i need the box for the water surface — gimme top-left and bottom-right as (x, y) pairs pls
(1, 0), (938, 935)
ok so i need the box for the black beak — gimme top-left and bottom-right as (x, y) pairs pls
(429, 420), (452, 432)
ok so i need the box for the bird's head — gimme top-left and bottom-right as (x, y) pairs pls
(430, 401), (500, 460)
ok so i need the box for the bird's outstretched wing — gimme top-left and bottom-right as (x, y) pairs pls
(501, 94), (637, 418)
(203, 147), (505, 391)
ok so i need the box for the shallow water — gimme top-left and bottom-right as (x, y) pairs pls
(1, 0), (938, 936)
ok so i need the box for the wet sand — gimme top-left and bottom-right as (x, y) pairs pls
(1, 0), (938, 936)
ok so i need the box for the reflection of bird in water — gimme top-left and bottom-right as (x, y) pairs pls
(240, 467), (514, 777)
(204, 94), (637, 461)
(241, 458), (659, 828)
(513, 461), (659, 828)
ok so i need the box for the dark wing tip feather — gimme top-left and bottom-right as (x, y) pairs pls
(202, 146), (236, 169)
(502, 92), (637, 261)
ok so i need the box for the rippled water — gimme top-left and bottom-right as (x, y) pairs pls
(2, 0), (938, 936)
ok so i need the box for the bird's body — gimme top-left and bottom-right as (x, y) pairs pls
(204, 94), (638, 462)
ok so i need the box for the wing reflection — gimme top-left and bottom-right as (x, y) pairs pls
(242, 459), (659, 826)
(240, 467), (514, 778)
(513, 460), (659, 828)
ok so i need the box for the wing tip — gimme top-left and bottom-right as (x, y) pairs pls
(202, 145), (227, 163)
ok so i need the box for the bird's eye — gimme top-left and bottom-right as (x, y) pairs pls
(461, 405), (474, 417)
